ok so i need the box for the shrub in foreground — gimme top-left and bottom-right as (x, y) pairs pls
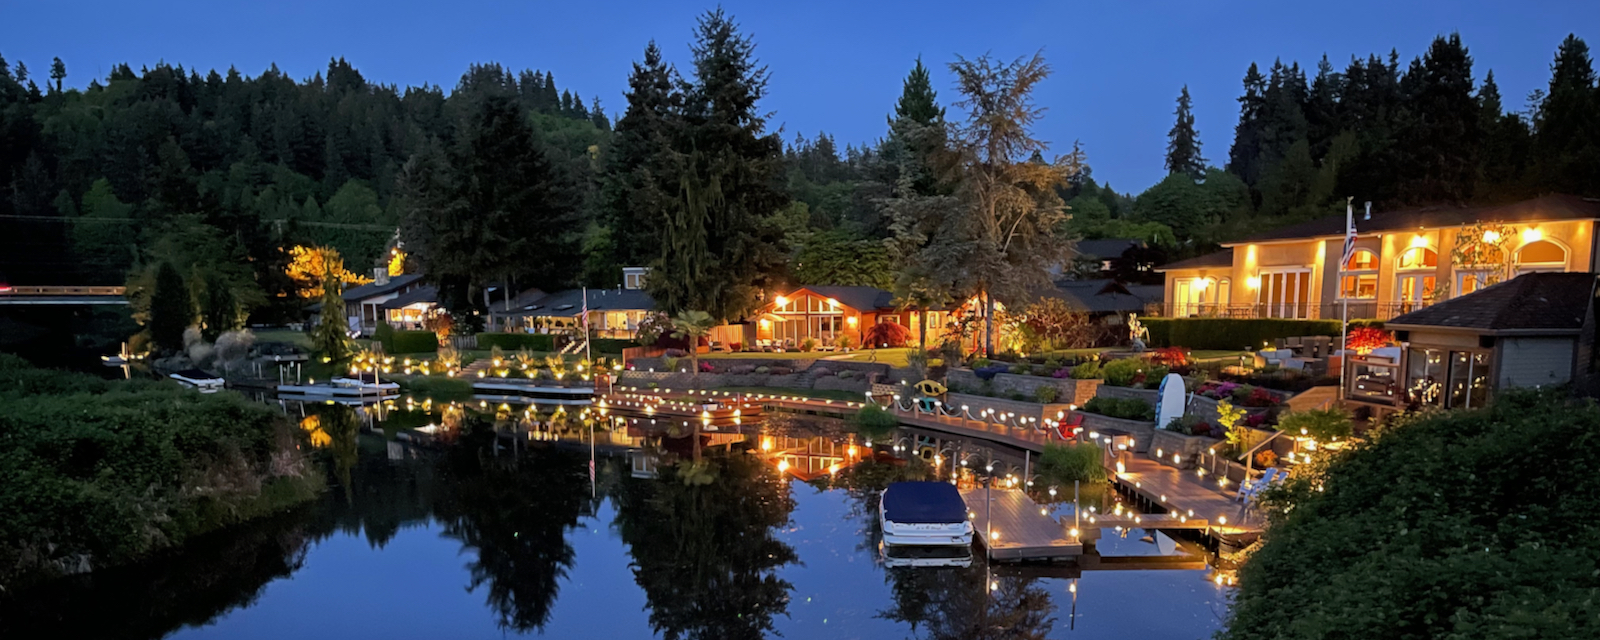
(1223, 389), (1600, 640)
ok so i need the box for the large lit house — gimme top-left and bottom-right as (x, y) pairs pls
(755, 286), (908, 349)
(498, 268), (656, 339)
(1345, 272), (1595, 417)
(1155, 195), (1600, 320)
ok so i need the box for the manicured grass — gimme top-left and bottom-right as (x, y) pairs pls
(1036, 347), (1113, 359)
(1190, 349), (1251, 361)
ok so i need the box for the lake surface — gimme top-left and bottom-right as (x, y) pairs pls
(0, 402), (1232, 639)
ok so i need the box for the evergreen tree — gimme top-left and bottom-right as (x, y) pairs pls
(1476, 70), (1534, 199)
(312, 264), (352, 362)
(650, 9), (789, 321)
(147, 261), (192, 353)
(48, 57), (65, 93)
(600, 42), (681, 272)
(1164, 85), (1205, 178)
(1228, 63), (1268, 187)
(1396, 34), (1479, 203)
(1534, 34), (1599, 195)
(891, 57), (945, 126)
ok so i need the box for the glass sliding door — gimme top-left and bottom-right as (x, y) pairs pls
(1259, 270), (1311, 318)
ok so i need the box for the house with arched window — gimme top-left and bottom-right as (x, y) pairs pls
(1155, 195), (1600, 320)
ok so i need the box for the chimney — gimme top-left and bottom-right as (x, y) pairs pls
(373, 267), (389, 286)
(1364, 201), (1372, 221)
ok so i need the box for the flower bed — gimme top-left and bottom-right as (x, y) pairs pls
(1193, 380), (1280, 408)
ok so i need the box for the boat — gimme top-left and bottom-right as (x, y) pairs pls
(878, 540), (973, 568)
(170, 369), (225, 393)
(879, 481), (974, 547)
(277, 376), (400, 398)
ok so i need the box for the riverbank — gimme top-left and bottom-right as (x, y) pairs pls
(0, 355), (324, 590)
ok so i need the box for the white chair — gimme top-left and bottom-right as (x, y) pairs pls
(1235, 467), (1280, 503)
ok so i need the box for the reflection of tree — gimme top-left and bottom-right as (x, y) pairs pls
(814, 456), (934, 555)
(879, 561), (1057, 640)
(0, 510), (315, 639)
(431, 425), (589, 633)
(612, 450), (799, 640)
(309, 404), (360, 504)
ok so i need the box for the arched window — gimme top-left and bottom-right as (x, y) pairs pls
(1345, 249), (1378, 271)
(1397, 247), (1438, 270)
(1517, 240), (1566, 267)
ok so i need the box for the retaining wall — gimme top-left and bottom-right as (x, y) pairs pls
(947, 369), (1102, 405)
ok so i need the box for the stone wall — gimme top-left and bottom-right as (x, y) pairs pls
(947, 369), (1101, 405)
(1076, 413), (1156, 452)
(1148, 430), (1222, 469)
(614, 367), (875, 394)
(944, 392), (1073, 423)
(1094, 384), (1271, 426)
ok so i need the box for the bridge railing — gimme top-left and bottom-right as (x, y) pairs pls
(1, 285), (127, 296)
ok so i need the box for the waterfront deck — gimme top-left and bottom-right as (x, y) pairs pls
(961, 488), (1082, 561)
(1106, 454), (1262, 537)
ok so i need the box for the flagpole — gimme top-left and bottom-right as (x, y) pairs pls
(582, 286), (593, 364)
(1339, 197), (1353, 402)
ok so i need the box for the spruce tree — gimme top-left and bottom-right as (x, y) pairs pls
(312, 267), (352, 362)
(600, 41), (680, 272)
(1396, 34), (1479, 203)
(650, 9), (789, 321)
(1228, 63), (1267, 187)
(1534, 34), (1599, 195)
(148, 261), (192, 353)
(48, 57), (65, 93)
(891, 57), (945, 127)
(1164, 85), (1205, 178)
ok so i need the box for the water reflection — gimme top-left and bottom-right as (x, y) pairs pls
(0, 400), (1229, 639)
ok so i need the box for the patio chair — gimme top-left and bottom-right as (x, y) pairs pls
(1235, 468), (1280, 503)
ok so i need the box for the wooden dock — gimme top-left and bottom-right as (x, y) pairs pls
(1106, 453), (1262, 537)
(961, 488), (1082, 561)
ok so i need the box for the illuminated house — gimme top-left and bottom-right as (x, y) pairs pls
(755, 286), (906, 349)
(1346, 272), (1594, 417)
(1156, 195), (1600, 320)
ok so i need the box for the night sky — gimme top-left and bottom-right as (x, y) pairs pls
(3, 0), (1595, 192)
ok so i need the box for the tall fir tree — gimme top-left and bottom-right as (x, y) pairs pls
(1164, 85), (1205, 178)
(600, 42), (681, 273)
(1396, 34), (1479, 204)
(147, 260), (192, 353)
(1228, 63), (1268, 189)
(1534, 34), (1599, 196)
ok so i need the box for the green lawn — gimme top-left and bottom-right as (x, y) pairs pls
(252, 328), (313, 350)
(1190, 349), (1251, 361)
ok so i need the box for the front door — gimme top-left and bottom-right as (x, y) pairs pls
(1173, 279), (1194, 316)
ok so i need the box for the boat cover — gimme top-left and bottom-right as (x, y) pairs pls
(882, 481), (967, 524)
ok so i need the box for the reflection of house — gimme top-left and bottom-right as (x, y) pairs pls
(1156, 195), (1600, 320)
(308, 271), (427, 336)
(760, 433), (861, 481)
(1346, 272), (1594, 418)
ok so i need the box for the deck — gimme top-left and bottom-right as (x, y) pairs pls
(961, 488), (1082, 561)
(1106, 453), (1262, 537)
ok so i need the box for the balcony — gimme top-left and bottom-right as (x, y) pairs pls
(1147, 300), (1432, 321)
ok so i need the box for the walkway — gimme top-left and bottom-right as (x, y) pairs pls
(0, 285), (127, 305)
(1106, 453), (1262, 536)
(962, 487), (1082, 561)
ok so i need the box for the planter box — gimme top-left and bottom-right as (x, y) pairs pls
(1148, 430), (1222, 469)
(1076, 412), (1156, 453)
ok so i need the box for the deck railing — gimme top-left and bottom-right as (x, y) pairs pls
(1146, 300), (1432, 321)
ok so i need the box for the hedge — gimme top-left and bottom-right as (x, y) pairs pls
(388, 330), (439, 354)
(1144, 318), (1344, 350)
(592, 338), (639, 354)
(476, 333), (555, 352)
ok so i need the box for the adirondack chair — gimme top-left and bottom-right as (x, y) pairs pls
(1053, 412), (1085, 440)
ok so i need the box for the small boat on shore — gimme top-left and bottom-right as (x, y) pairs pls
(880, 481), (975, 549)
(277, 376), (399, 398)
(170, 369), (225, 393)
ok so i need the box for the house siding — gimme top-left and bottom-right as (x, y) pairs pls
(1498, 337), (1577, 388)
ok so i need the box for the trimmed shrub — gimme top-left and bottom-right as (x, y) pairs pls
(1069, 360), (1102, 379)
(591, 338), (638, 354)
(1142, 318), (1342, 350)
(389, 330), (439, 354)
(1034, 386), (1059, 403)
(476, 333), (555, 352)
(1082, 396), (1155, 421)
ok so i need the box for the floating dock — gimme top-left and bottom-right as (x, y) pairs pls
(961, 488), (1083, 561)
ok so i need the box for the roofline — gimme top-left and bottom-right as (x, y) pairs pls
(1387, 323), (1582, 336)
(1220, 216), (1600, 247)
(771, 285), (894, 312)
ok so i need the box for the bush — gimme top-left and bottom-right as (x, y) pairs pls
(1223, 390), (1600, 640)
(389, 330), (439, 354)
(838, 369), (855, 379)
(0, 356), (320, 587)
(852, 403), (899, 440)
(1100, 358), (1150, 387)
(1142, 318), (1342, 350)
(374, 322), (395, 350)
(1082, 396), (1155, 421)
(1069, 360), (1102, 379)
(591, 338), (638, 354)
(1034, 386), (1059, 403)
(475, 333), (555, 352)
(1276, 407), (1352, 441)
(1162, 414), (1220, 438)
(1037, 442), (1107, 484)
(800, 337), (819, 352)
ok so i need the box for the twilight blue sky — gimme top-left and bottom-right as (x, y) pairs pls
(2, 0), (1596, 192)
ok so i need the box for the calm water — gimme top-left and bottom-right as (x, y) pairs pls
(0, 403), (1231, 640)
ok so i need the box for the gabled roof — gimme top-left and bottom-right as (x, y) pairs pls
(1074, 238), (1143, 259)
(1155, 249), (1233, 272)
(1387, 272), (1595, 334)
(784, 285), (897, 312)
(380, 286), (437, 310)
(341, 274), (424, 301)
(1225, 194), (1600, 245)
(1038, 279), (1161, 314)
(509, 287), (655, 316)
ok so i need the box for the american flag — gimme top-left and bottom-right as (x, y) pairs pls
(1340, 200), (1357, 270)
(580, 286), (589, 332)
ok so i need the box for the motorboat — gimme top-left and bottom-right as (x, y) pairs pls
(170, 369), (225, 393)
(879, 481), (974, 547)
(277, 376), (399, 398)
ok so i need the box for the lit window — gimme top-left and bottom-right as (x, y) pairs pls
(1517, 240), (1565, 266)
(1340, 274), (1377, 299)
(1345, 249), (1378, 271)
(1398, 247), (1437, 270)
